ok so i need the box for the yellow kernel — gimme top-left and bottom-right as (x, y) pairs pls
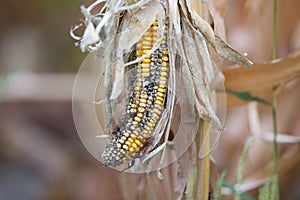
(128, 138), (134, 143)
(142, 72), (150, 77)
(125, 141), (131, 146)
(117, 143), (122, 148)
(162, 50), (168, 54)
(142, 68), (150, 73)
(143, 58), (151, 63)
(136, 140), (143, 148)
(158, 88), (166, 93)
(135, 86), (141, 91)
(143, 36), (152, 41)
(152, 31), (158, 36)
(144, 31), (152, 36)
(136, 43), (142, 49)
(158, 84), (166, 89)
(159, 76), (167, 81)
(160, 72), (168, 77)
(142, 49), (150, 54)
(123, 145), (129, 150)
(153, 108), (161, 115)
(135, 147), (140, 152)
(161, 67), (168, 72)
(115, 156), (120, 160)
(131, 134), (137, 139)
(129, 147), (134, 152)
(136, 50), (142, 56)
(137, 112), (143, 118)
(138, 107), (145, 113)
(140, 94), (148, 99)
(142, 45), (152, 50)
(140, 99), (147, 103)
(152, 113), (160, 120)
(157, 92), (164, 97)
(140, 137), (146, 143)
(149, 118), (156, 124)
(135, 139), (141, 146)
(134, 116), (141, 122)
(142, 40), (152, 46)
(136, 81), (142, 86)
(156, 96), (164, 102)
(142, 63), (150, 68)
(162, 62), (168, 67)
(144, 125), (151, 131)
(142, 130), (149, 135)
(147, 122), (154, 127)
(132, 121), (138, 125)
(162, 56), (168, 62)
(124, 132), (130, 137)
(131, 104), (137, 108)
(132, 143), (137, 149)
(155, 99), (163, 106)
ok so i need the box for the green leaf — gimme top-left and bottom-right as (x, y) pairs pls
(225, 90), (271, 106)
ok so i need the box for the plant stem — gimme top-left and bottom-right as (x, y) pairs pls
(272, 0), (278, 60)
(272, 95), (279, 200)
(272, 0), (279, 199)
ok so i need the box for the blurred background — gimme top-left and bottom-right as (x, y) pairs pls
(0, 0), (300, 199)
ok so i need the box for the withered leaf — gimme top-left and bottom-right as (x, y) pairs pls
(224, 47), (300, 107)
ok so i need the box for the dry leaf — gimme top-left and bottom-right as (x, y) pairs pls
(224, 47), (300, 107)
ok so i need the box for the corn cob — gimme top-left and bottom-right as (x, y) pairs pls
(102, 20), (169, 167)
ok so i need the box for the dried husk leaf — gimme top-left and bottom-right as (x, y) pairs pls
(179, 0), (252, 67)
(110, 1), (163, 99)
(224, 47), (300, 106)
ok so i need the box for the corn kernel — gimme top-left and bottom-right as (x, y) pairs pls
(155, 99), (162, 106)
(128, 138), (134, 143)
(143, 58), (151, 63)
(134, 116), (141, 122)
(129, 147), (134, 152)
(162, 62), (168, 67)
(142, 63), (150, 68)
(137, 112), (143, 118)
(142, 41), (152, 46)
(143, 36), (152, 41)
(158, 88), (166, 93)
(160, 72), (168, 77)
(159, 76), (167, 81)
(157, 92), (164, 97)
(142, 68), (150, 73)
(138, 107), (145, 112)
(123, 145), (128, 151)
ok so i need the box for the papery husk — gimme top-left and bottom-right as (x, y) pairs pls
(224, 47), (300, 106)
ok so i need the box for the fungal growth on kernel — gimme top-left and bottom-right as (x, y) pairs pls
(101, 19), (169, 167)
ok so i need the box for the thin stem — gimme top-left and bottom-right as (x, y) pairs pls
(272, 0), (279, 199)
(272, 0), (278, 60)
(235, 138), (255, 200)
(272, 95), (280, 200)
